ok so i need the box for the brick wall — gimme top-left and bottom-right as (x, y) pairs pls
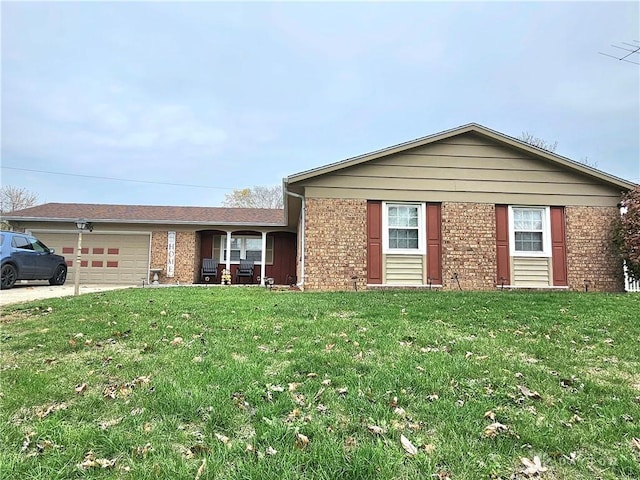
(150, 230), (197, 284)
(441, 202), (496, 290)
(304, 198), (368, 291)
(565, 206), (624, 292)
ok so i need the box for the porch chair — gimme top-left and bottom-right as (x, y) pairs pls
(201, 258), (219, 283)
(235, 259), (255, 284)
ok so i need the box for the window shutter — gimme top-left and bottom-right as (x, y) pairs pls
(550, 206), (568, 286)
(367, 201), (383, 284)
(426, 203), (442, 285)
(495, 205), (510, 285)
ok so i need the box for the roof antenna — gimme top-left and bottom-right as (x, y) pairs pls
(598, 40), (640, 65)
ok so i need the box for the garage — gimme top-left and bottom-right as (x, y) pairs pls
(34, 232), (150, 285)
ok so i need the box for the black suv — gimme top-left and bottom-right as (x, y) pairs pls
(0, 231), (68, 289)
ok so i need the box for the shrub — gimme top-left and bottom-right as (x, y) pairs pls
(615, 185), (640, 282)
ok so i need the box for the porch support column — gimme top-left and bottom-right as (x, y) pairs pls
(260, 231), (267, 286)
(225, 231), (232, 271)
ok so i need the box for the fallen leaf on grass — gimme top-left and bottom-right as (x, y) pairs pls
(21, 432), (34, 452)
(521, 456), (548, 476)
(77, 451), (116, 470)
(435, 470), (452, 480)
(423, 444), (435, 454)
(170, 337), (183, 346)
(295, 432), (310, 449)
(337, 387), (348, 396)
(484, 410), (496, 420)
(394, 407), (407, 417)
(266, 446), (278, 455)
(215, 433), (230, 445)
(632, 437), (640, 452)
(75, 383), (88, 395)
(35, 402), (68, 419)
(483, 422), (508, 438)
(195, 458), (206, 480)
(133, 443), (153, 457)
(518, 385), (542, 400)
(367, 425), (386, 435)
(99, 417), (124, 430)
(400, 434), (418, 456)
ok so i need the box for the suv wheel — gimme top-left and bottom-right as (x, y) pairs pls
(49, 265), (67, 286)
(1, 264), (17, 289)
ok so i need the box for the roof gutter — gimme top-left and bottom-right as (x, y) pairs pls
(285, 188), (305, 289)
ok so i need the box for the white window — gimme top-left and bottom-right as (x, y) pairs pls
(382, 203), (426, 254)
(218, 235), (274, 263)
(508, 207), (551, 257)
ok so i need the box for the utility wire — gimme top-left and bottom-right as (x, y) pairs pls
(1, 165), (235, 190)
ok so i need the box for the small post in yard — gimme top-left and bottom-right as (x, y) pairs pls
(74, 219), (93, 296)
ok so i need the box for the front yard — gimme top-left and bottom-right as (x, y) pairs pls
(1, 288), (639, 479)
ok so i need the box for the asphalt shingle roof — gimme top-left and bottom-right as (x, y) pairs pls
(3, 203), (285, 226)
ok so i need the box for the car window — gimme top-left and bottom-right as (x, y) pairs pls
(32, 240), (49, 253)
(12, 236), (34, 250)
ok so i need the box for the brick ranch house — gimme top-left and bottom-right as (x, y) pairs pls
(4, 124), (636, 291)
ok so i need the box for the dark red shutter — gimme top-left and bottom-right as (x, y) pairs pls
(367, 201), (383, 284)
(550, 206), (568, 286)
(426, 203), (442, 285)
(495, 205), (510, 285)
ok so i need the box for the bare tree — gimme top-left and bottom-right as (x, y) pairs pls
(518, 132), (558, 153)
(0, 186), (38, 213)
(222, 185), (283, 209)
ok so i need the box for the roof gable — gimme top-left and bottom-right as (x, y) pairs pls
(287, 123), (636, 191)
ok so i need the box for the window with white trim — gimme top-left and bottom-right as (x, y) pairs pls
(382, 203), (426, 254)
(509, 207), (551, 257)
(218, 235), (274, 263)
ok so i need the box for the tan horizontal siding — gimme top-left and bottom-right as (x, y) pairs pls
(298, 133), (623, 207)
(304, 186), (620, 207)
(302, 175), (615, 196)
(512, 257), (551, 287)
(331, 165), (593, 184)
(385, 254), (423, 285)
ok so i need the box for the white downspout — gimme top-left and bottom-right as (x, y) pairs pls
(285, 189), (305, 288)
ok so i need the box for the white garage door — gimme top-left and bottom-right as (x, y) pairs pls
(35, 232), (150, 285)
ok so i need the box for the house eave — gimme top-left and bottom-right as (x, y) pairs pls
(3, 216), (288, 228)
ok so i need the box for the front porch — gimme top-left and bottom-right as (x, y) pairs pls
(197, 230), (297, 286)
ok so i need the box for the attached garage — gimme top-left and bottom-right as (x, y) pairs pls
(4, 203), (296, 288)
(35, 232), (150, 285)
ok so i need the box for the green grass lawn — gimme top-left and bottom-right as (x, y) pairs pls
(1, 288), (639, 479)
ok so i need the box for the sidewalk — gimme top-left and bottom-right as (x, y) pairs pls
(0, 282), (135, 307)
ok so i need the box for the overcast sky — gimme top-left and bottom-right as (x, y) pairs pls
(2, 1), (639, 208)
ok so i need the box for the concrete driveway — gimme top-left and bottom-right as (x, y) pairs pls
(0, 281), (136, 306)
